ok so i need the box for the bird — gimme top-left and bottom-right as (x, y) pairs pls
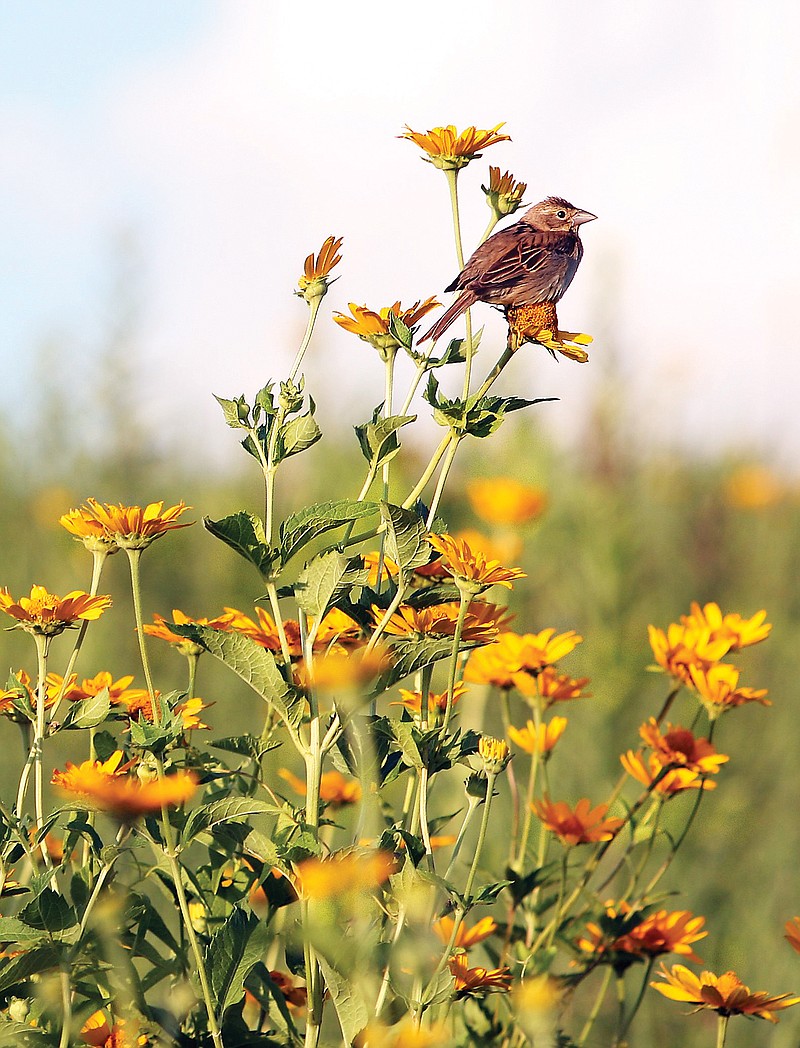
(419, 196), (596, 345)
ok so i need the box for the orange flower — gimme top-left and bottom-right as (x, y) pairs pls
(295, 851), (396, 900)
(374, 601), (505, 643)
(49, 670), (136, 704)
(225, 605), (299, 655)
(535, 667), (592, 707)
(313, 608), (364, 650)
(80, 1011), (148, 1046)
(52, 750), (196, 821)
(651, 964), (800, 1023)
(478, 735), (511, 773)
(454, 528), (523, 566)
(508, 716), (567, 756)
(400, 123), (510, 170)
(434, 915), (497, 950)
(465, 629), (583, 692)
(427, 533), (526, 592)
(724, 466), (784, 509)
(334, 298), (440, 356)
(395, 682), (467, 717)
(297, 235), (342, 303)
(0, 669), (65, 718)
(533, 797), (624, 846)
(648, 622), (731, 683)
(687, 662), (770, 718)
(620, 750), (714, 795)
(0, 585), (112, 636)
(60, 499), (192, 549)
(466, 477), (547, 525)
(362, 551), (400, 586)
(143, 609), (234, 654)
(681, 602), (771, 650)
(785, 917), (800, 954)
(448, 954), (513, 996)
(269, 970), (308, 1010)
(482, 167), (527, 218)
(638, 718), (728, 775)
(578, 903), (707, 965)
(279, 768), (362, 807)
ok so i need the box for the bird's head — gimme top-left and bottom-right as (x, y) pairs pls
(522, 197), (597, 232)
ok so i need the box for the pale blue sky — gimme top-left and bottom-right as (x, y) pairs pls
(2, 1), (799, 465)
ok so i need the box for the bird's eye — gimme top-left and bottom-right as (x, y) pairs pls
(556, 209), (567, 219)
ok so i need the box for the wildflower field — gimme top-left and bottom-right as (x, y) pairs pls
(2, 125), (800, 1048)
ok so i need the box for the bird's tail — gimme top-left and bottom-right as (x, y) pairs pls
(418, 291), (477, 343)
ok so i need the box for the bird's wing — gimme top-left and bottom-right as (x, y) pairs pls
(447, 226), (581, 303)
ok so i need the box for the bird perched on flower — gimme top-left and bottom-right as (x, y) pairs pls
(420, 197), (596, 345)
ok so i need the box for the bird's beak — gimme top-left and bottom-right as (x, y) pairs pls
(572, 210), (597, 227)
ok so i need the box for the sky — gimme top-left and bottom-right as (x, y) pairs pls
(2, 0), (799, 469)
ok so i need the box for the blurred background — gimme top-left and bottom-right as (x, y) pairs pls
(2, 2), (800, 1045)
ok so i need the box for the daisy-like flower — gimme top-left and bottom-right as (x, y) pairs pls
(395, 682), (468, 717)
(400, 123), (510, 171)
(427, 533), (526, 594)
(61, 499), (192, 551)
(508, 716), (567, 756)
(362, 551), (400, 586)
(434, 915), (497, 950)
(278, 768), (362, 807)
(357, 1020), (448, 1047)
(535, 667), (592, 708)
(482, 167), (527, 218)
(448, 954), (513, 996)
(59, 508), (119, 555)
(620, 750), (714, 796)
(296, 234), (342, 305)
(478, 735), (511, 774)
(651, 964), (800, 1023)
(80, 1011), (149, 1046)
(295, 851), (396, 900)
(52, 750), (196, 821)
(577, 903), (707, 966)
(533, 796), (624, 846)
(466, 477), (547, 525)
(113, 689), (211, 733)
(637, 718), (728, 775)
(681, 602), (771, 650)
(454, 527), (523, 566)
(48, 670), (136, 705)
(334, 298), (440, 358)
(785, 917), (800, 954)
(465, 629), (583, 692)
(648, 621), (731, 684)
(374, 601), (506, 644)
(0, 585), (112, 636)
(0, 669), (62, 719)
(225, 606), (301, 656)
(296, 645), (392, 695)
(687, 662), (770, 719)
(143, 608), (234, 657)
(268, 970), (308, 1010)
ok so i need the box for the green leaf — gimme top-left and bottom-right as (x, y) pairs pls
(183, 798), (276, 843)
(203, 512), (279, 579)
(18, 888), (77, 934)
(274, 411), (322, 464)
(211, 735), (280, 761)
(279, 499), (379, 564)
(374, 636), (459, 691)
(168, 624), (302, 728)
(206, 908), (272, 1017)
(387, 311), (413, 350)
(385, 720), (423, 771)
(91, 729), (118, 762)
(243, 829), (282, 868)
(0, 918), (48, 945)
(0, 944), (62, 993)
(62, 687), (111, 730)
(354, 408), (416, 469)
(0, 1020), (50, 1045)
(294, 550), (364, 618)
(214, 393), (252, 429)
(380, 503), (431, 573)
(317, 955), (369, 1044)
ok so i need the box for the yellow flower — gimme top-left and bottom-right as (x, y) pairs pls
(637, 718), (728, 775)
(577, 903), (707, 965)
(448, 954), (513, 996)
(362, 551), (400, 586)
(724, 465), (785, 509)
(434, 915), (497, 950)
(333, 298), (440, 357)
(533, 796), (623, 846)
(175, 697), (212, 731)
(49, 670), (135, 704)
(295, 851), (396, 900)
(0, 585), (112, 636)
(52, 750), (197, 820)
(279, 768), (362, 807)
(464, 629), (583, 692)
(454, 527), (523, 565)
(400, 123), (510, 171)
(61, 499), (192, 550)
(466, 477), (547, 525)
(427, 533), (526, 593)
(620, 750), (714, 795)
(478, 735), (511, 773)
(357, 1020), (448, 1047)
(374, 601), (506, 644)
(681, 602), (771, 650)
(482, 166), (527, 218)
(651, 964), (800, 1023)
(297, 234), (342, 304)
(395, 682), (467, 717)
(59, 508), (119, 554)
(647, 622), (731, 684)
(267, 970), (308, 1010)
(508, 716), (567, 756)
(535, 667), (592, 708)
(687, 662), (770, 718)
(80, 1011), (149, 1046)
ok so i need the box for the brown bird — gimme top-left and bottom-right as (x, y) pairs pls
(420, 196), (596, 344)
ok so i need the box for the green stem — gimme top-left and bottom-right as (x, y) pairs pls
(127, 549), (159, 714)
(402, 432), (455, 510)
(617, 956), (655, 1044)
(185, 651), (199, 699)
(576, 965), (613, 1047)
(443, 795), (481, 883)
(289, 296), (322, 384)
(440, 593), (470, 736)
(58, 967), (72, 1048)
(425, 436), (461, 528)
(515, 701), (544, 870)
(716, 1014), (729, 1048)
(463, 771), (497, 902)
(33, 633), (52, 867)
